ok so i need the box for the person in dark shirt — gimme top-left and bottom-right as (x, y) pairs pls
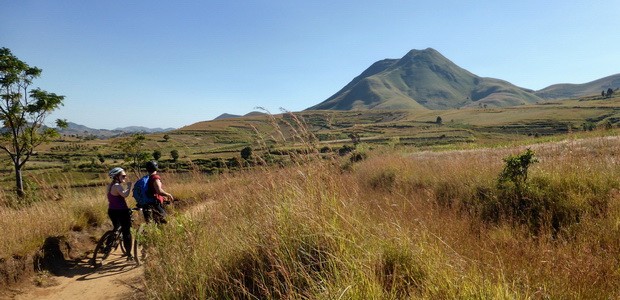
(143, 161), (174, 224)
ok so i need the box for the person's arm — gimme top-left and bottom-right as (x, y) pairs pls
(111, 182), (132, 198)
(154, 179), (174, 201)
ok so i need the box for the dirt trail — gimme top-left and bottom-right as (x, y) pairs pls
(9, 248), (145, 300)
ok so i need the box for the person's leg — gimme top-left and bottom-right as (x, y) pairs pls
(108, 209), (121, 231)
(154, 202), (167, 224)
(120, 210), (132, 256)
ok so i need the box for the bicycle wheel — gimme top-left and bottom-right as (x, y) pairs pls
(133, 224), (148, 266)
(92, 230), (117, 267)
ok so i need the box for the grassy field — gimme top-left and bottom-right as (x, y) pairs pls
(139, 135), (620, 299)
(2, 95), (620, 296)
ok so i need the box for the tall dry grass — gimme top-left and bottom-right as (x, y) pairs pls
(140, 135), (620, 299)
(0, 187), (106, 258)
(3, 129), (620, 298)
(0, 170), (210, 260)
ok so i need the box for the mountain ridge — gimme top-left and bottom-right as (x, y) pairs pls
(58, 122), (175, 138)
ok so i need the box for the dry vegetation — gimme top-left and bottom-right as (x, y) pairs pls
(3, 132), (620, 297)
(3, 99), (620, 297)
(131, 134), (620, 299)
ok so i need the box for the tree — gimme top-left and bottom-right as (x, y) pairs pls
(498, 148), (537, 196)
(606, 88), (614, 98)
(163, 134), (170, 142)
(240, 146), (252, 160)
(170, 149), (179, 162)
(435, 116), (443, 125)
(0, 48), (67, 196)
(120, 134), (149, 170)
(152, 149), (161, 161)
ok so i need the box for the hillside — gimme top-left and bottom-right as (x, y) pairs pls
(308, 48), (543, 111)
(535, 73), (620, 99)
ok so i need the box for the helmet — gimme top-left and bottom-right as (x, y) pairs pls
(108, 167), (125, 179)
(145, 160), (158, 172)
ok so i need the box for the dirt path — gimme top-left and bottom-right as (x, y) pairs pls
(9, 248), (145, 300)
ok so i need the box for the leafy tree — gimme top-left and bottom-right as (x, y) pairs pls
(163, 134), (170, 142)
(435, 116), (442, 125)
(606, 88), (614, 98)
(240, 146), (252, 160)
(120, 134), (149, 170)
(0, 48), (67, 196)
(498, 148), (538, 197)
(153, 149), (161, 161)
(170, 149), (179, 162)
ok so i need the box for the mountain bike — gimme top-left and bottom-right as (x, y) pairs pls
(133, 201), (169, 266)
(91, 208), (141, 267)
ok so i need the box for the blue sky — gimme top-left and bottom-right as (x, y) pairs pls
(2, 1), (619, 129)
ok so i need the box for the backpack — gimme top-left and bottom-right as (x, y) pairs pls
(133, 175), (157, 206)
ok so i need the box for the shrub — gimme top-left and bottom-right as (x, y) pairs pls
(240, 146), (252, 160)
(338, 145), (355, 156)
(349, 151), (367, 163)
(319, 146), (331, 153)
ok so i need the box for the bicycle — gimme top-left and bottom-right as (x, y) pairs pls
(133, 201), (170, 266)
(91, 207), (141, 267)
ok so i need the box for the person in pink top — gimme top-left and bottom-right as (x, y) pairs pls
(107, 167), (133, 259)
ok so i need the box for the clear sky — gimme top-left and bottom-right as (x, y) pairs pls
(2, 1), (619, 129)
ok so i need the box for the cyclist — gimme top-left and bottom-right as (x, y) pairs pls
(106, 167), (133, 259)
(143, 161), (174, 224)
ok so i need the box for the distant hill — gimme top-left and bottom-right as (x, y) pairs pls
(214, 111), (267, 120)
(59, 122), (174, 138)
(214, 113), (242, 120)
(244, 111), (268, 117)
(307, 48), (620, 111)
(113, 126), (175, 133)
(534, 74), (620, 99)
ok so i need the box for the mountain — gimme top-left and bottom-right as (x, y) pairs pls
(59, 122), (174, 138)
(307, 48), (544, 111)
(534, 74), (620, 99)
(113, 126), (175, 133)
